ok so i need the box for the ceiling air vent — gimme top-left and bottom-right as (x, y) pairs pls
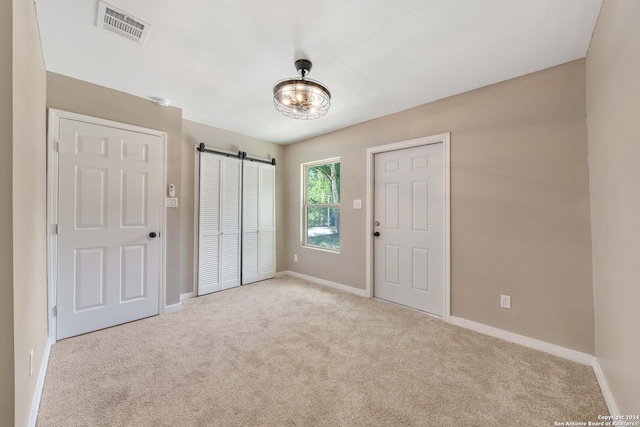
(96, 1), (151, 46)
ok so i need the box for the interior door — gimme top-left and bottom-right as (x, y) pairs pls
(242, 162), (275, 285)
(56, 118), (163, 339)
(198, 153), (241, 295)
(373, 144), (445, 315)
(242, 162), (260, 284)
(258, 164), (276, 280)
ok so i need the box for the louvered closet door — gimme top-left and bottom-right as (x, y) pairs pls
(198, 154), (241, 295)
(242, 162), (260, 284)
(258, 164), (275, 279)
(242, 162), (276, 284)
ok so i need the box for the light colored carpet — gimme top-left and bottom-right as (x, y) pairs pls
(37, 276), (606, 426)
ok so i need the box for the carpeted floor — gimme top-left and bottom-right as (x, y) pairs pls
(37, 276), (607, 426)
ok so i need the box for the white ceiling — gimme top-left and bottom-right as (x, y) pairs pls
(35, 0), (602, 144)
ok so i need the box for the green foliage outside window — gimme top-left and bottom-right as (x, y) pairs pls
(304, 160), (340, 251)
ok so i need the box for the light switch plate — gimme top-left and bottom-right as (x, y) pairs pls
(353, 199), (362, 209)
(166, 198), (178, 208)
(500, 295), (511, 309)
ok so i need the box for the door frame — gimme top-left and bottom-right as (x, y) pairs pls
(365, 133), (451, 319)
(46, 109), (168, 342)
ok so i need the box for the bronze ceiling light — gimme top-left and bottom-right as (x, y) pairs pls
(273, 59), (331, 120)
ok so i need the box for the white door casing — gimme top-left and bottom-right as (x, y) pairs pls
(197, 153), (242, 295)
(366, 134), (450, 317)
(242, 162), (276, 285)
(53, 113), (165, 340)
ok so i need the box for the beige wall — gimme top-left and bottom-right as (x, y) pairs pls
(285, 59), (595, 354)
(181, 120), (286, 294)
(12, 0), (49, 425)
(0, 0), (14, 423)
(586, 0), (640, 413)
(47, 73), (184, 305)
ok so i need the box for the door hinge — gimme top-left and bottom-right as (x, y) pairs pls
(52, 306), (57, 317)
(53, 224), (58, 235)
(54, 139), (60, 152)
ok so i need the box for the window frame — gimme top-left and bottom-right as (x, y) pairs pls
(301, 157), (341, 253)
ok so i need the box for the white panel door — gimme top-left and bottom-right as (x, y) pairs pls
(57, 118), (162, 339)
(242, 162), (275, 285)
(198, 153), (241, 295)
(373, 144), (445, 315)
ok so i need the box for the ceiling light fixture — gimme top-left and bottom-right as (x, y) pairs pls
(273, 59), (331, 120)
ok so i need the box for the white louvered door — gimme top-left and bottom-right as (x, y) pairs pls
(198, 154), (241, 296)
(257, 164), (275, 280)
(242, 162), (260, 284)
(242, 162), (276, 285)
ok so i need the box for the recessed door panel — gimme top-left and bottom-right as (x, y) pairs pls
(121, 245), (146, 302)
(412, 155), (429, 169)
(74, 247), (106, 311)
(75, 167), (107, 230)
(385, 183), (400, 230)
(76, 134), (108, 158)
(412, 248), (430, 292)
(385, 245), (400, 285)
(121, 140), (149, 162)
(121, 171), (147, 227)
(412, 181), (429, 232)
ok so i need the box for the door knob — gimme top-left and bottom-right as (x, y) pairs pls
(149, 232), (158, 238)
(373, 231), (380, 237)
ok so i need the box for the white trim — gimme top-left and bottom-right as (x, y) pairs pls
(28, 337), (53, 427)
(277, 271), (367, 298)
(447, 316), (593, 365)
(180, 291), (196, 301)
(46, 111), (60, 341)
(163, 302), (183, 314)
(592, 357), (621, 415)
(47, 109), (168, 341)
(365, 133), (451, 319)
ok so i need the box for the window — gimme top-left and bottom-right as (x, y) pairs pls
(303, 159), (340, 252)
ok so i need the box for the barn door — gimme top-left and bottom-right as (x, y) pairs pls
(242, 162), (275, 285)
(197, 153), (241, 295)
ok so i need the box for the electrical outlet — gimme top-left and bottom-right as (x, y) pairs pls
(500, 295), (511, 309)
(294, 254), (298, 262)
(29, 349), (33, 377)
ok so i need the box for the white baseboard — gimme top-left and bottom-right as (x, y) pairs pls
(29, 336), (53, 427)
(592, 357), (620, 415)
(180, 291), (196, 301)
(163, 301), (183, 314)
(447, 316), (593, 366)
(276, 271), (367, 298)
